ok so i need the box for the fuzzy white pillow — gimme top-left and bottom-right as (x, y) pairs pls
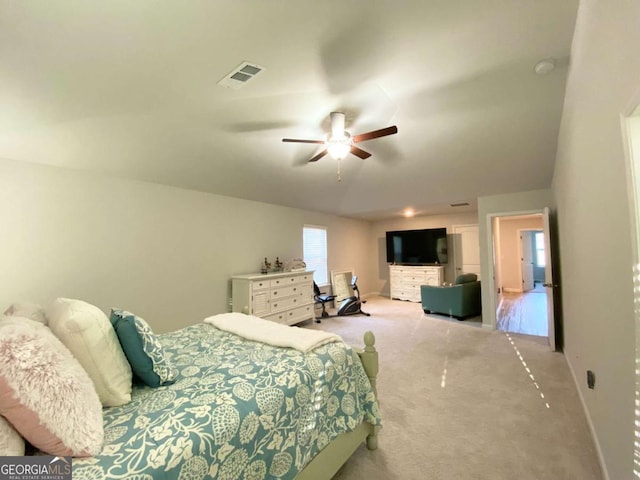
(0, 415), (24, 456)
(47, 298), (132, 407)
(4, 302), (48, 325)
(0, 316), (103, 456)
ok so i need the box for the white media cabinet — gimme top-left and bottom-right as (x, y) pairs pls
(231, 270), (315, 325)
(389, 265), (444, 302)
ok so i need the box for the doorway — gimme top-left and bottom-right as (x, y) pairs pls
(493, 214), (552, 340)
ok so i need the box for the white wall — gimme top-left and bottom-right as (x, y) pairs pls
(0, 159), (373, 333)
(370, 211), (479, 296)
(551, 1), (640, 478)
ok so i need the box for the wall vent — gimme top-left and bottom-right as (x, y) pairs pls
(217, 62), (265, 90)
(450, 202), (470, 207)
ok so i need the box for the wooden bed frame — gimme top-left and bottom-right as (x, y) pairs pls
(296, 331), (379, 480)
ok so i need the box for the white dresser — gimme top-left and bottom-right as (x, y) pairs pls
(231, 270), (315, 325)
(389, 265), (444, 302)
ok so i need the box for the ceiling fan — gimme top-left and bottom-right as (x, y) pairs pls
(282, 112), (398, 163)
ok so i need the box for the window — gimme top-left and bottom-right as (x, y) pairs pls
(303, 225), (328, 284)
(535, 232), (546, 267)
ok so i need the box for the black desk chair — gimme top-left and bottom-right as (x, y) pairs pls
(313, 282), (336, 323)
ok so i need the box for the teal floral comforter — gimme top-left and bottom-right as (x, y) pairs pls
(73, 323), (381, 480)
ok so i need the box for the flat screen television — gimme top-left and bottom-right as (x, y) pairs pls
(385, 228), (448, 265)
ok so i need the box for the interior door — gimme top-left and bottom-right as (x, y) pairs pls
(453, 225), (480, 277)
(542, 208), (556, 351)
(492, 217), (502, 315)
(520, 231), (535, 292)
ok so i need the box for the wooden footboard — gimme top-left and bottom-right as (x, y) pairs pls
(296, 331), (379, 480)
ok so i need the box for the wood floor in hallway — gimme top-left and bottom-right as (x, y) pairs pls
(497, 285), (548, 337)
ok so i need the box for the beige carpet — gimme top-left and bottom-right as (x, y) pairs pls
(303, 296), (603, 480)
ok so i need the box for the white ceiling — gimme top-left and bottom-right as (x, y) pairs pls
(0, 0), (578, 220)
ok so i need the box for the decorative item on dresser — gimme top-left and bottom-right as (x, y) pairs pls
(389, 264), (445, 302)
(231, 270), (315, 325)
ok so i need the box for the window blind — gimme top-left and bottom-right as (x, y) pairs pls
(303, 226), (328, 284)
(535, 232), (546, 267)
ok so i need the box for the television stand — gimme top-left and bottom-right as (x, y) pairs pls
(389, 265), (444, 302)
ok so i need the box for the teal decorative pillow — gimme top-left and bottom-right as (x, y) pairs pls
(109, 309), (177, 387)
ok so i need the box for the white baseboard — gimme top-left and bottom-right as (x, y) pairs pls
(563, 350), (610, 480)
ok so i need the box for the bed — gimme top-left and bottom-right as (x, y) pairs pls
(71, 321), (381, 480)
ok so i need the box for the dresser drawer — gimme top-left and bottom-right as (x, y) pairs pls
(292, 272), (313, 284)
(402, 273), (427, 285)
(299, 285), (313, 298)
(270, 295), (304, 313)
(285, 304), (314, 324)
(270, 284), (302, 300)
(264, 303), (313, 325)
(425, 274), (439, 286)
(270, 275), (296, 287)
(264, 311), (288, 324)
(251, 279), (270, 291)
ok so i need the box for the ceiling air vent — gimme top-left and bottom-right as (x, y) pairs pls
(450, 202), (470, 207)
(217, 62), (265, 90)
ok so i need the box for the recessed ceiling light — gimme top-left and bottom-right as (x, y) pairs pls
(403, 208), (415, 217)
(534, 58), (555, 75)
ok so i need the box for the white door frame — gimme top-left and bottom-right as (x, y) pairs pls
(485, 209), (556, 347)
(620, 88), (640, 480)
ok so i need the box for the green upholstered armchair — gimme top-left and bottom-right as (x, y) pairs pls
(420, 273), (481, 319)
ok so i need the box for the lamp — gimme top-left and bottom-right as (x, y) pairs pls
(326, 112), (352, 160)
(326, 132), (352, 160)
(327, 140), (351, 160)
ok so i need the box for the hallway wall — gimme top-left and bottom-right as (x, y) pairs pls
(498, 216), (543, 292)
(550, 0), (640, 477)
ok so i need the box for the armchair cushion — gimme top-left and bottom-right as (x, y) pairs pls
(421, 280), (481, 319)
(455, 273), (478, 285)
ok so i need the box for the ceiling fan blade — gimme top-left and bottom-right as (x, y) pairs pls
(352, 125), (398, 143)
(350, 146), (371, 159)
(282, 138), (326, 144)
(309, 150), (329, 163)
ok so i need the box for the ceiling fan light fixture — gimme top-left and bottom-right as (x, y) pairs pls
(327, 142), (351, 160)
(326, 131), (352, 160)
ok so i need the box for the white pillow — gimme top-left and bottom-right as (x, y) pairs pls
(4, 302), (48, 325)
(0, 415), (24, 456)
(47, 298), (132, 407)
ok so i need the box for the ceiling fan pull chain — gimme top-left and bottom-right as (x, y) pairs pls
(337, 158), (341, 182)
